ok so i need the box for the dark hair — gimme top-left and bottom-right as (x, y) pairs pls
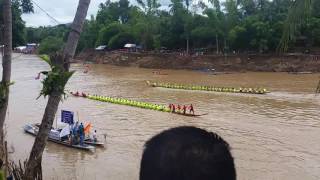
(140, 126), (236, 180)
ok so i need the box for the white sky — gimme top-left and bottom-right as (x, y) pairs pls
(22, 0), (174, 27)
(22, 0), (110, 27)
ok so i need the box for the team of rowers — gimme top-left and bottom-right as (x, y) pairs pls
(169, 104), (194, 114)
(71, 91), (195, 115)
(71, 91), (87, 97)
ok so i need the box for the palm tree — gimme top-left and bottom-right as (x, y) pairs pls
(185, 0), (191, 55)
(278, 0), (312, 52)
(0, 0), (13, 159)
(24, 0), (91, 179)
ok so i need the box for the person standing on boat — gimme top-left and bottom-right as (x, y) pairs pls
(79, 123), (85, 146)
(177, 105), (181, 113)
(189, 104), (194, 115)
(182, 105), (187, 114)
(172, 104), (176, 113)
(69, 130), (73, 145)
(93, 130), (97, 142)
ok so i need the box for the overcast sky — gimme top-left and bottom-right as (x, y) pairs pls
(22, 0), (175, 27)
(22, 0), (110, 27)
(22, 0), (207, 27)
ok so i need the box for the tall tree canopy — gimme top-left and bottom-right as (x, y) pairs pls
(0, 0), (33, 47)
(24, 0), (320, 54)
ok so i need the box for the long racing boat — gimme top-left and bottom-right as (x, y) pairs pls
(71, 93), (207, 117)
(146, 81), (270, 94)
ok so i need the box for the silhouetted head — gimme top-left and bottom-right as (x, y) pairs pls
(140, 126), (236, 180)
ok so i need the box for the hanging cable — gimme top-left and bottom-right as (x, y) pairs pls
(30, 0), (61, 25)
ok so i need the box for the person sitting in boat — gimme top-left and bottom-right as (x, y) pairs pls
(189, 104), (194, 115)
(82, 92), (87, 97)
(168, 104), (172, 111)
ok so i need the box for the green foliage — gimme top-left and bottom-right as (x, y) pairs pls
(19, 0), (320, 53)
(0, 0), (33, 47)
(96, 22), (127, 46)
(38, 36), (63, 55)
(38, 55), (74, 99)
(191, 27), (216, 47)
(25, 24), (69, 43)
(0, 82), (14, 108)
(108, 32), (135, 49)
(279, 0), (312, 52)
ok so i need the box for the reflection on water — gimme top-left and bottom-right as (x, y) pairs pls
(4, 54), (320, 180)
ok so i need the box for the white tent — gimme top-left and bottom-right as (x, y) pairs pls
(124, 43), (136, 48)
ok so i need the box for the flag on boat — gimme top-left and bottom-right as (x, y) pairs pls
(61, 110), (74, 124)
(84, 123), (91, 134)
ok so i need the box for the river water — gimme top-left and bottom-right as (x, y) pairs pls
(4, 54), (320, 180)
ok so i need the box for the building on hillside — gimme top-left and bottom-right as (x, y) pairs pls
(95, 45), (107, 51)
(124, 43), (137, 52)
(24, 43), (38, 54)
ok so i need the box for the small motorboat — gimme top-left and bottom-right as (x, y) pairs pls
(24, 123), (95, 151)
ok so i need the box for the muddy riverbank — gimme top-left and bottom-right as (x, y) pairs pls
(76, 50), (320, 72)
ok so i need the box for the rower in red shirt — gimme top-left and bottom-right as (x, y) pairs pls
(189, 104), (194, 115)
(177, 105), (181, 112)
(172, 104), (176, 113)
(182, 105), (187, 114)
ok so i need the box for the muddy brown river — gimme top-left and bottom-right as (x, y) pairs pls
(4, 54), (320, 180)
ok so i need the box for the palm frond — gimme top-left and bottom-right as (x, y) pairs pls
(278, 0), (312, 52)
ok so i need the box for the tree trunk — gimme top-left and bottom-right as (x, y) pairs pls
(25, 0), (91, 179)
(216, 34), (219, 54)
(25, 93), (61, 180)
(63, 0), (91, 63)
(0, 0), (13, 157)
(186, 36), (189, 55)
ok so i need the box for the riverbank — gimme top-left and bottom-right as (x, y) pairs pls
(75, 50), (320, 72)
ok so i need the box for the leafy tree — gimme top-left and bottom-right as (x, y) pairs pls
(38, 36), (64, 54)
(20, 0), (320, 54)
(108, 32), (135, 49)
(96, 22), (127, 46)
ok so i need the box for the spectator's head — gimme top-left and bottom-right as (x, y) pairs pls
(140, 126), (236, 180)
